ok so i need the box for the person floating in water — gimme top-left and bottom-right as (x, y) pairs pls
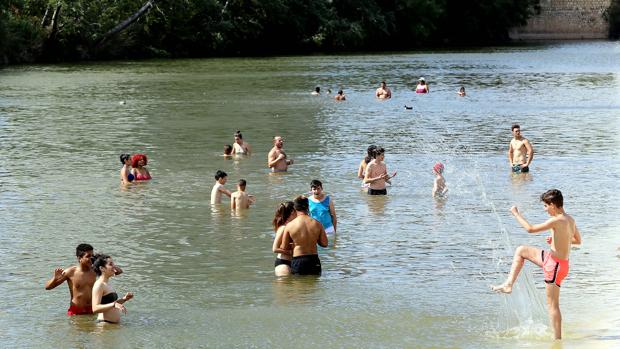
(230, 179), (255, 210)
(131, 154), (151, 181)
(458, 86), (466, 97)
(308, 179), (337, 235)
(375, 81), (392, 99)
(268, 136), (294, 172)
(231, 130), (251, 155)
(432, 162), (448, 197)
(334, 90), (346, 101)
(415, 77), (429, 94)
(272, 201), (296, 276)
(492, 189), (582, 340)
(311, 87), (321, 96)
(363, 147), (396, 195)
(91, 254), (133, 324)
(508, 124), (534, 174)
(119, 154), (134, 185)
(211, 170), (232, 204)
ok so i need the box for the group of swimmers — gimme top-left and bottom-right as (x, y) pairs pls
(119, 153), (152, 185)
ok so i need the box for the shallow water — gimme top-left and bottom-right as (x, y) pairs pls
(1, 41), (619, 348)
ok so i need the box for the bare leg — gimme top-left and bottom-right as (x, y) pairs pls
(546, 283), (562, 339)
(275, 265), (291, 277)
(492, 245), (543, 293)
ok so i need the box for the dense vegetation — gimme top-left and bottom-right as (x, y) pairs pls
(608, 0), (620, 39)
(0, 0), (583, 64)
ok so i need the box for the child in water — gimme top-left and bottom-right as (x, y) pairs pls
(458, 86), (466, 97)
(223, 145), (233, 157)
(432, 162), (447, 197)
(230, 179), (255, 209)
(492, 189), (582, 340)
(210, 170), (232, 204)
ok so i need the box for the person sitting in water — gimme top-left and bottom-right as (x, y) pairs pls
(311, 87), (321, 96)
(458, 86), (466, 97)
(223, 144), (233, 157)
(272, 201), (297, 276)
(375, 81), (392, 99)
(357, 145), (377, 190)
(308, 180), (337, 235)
(231, 130), (251, 155)
(120, 154), (134, 185)
(432, 162), (448, 197)
(231, 179), (255, 210)
(91, 254), (133, 324)
(415, 77), (429, 94)
(211, 170), (232, 204)
(131, 154), (151, 181)
(334, 90), (346, 101)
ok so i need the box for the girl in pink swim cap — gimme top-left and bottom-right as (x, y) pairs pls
(432, 162), (447, 197)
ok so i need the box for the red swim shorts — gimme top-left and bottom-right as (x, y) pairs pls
(541, 250), (569, 287)
(67, 305), (93, 316)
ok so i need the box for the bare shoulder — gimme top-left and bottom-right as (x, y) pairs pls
(63, 266), (78, 276)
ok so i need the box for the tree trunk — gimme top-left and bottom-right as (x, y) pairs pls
(49, 2), (61, 39)
(41, 5), (50, 27)
(97, 1), (155, 46)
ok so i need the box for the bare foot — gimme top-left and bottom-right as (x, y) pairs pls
(491, 283), (513, 294)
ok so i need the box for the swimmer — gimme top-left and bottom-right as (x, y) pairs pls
(230, 179), (255, 210)
(45, 244), (122, 316)
(363, 147), (396, 195)
(311, 87), (321, 96)
(458, 86), (466, 97)
(120, 154), (134, 185)
(210, 170), (232, 204)
(357, 145), (377, 190)
(231, 130), (251, 155)
(415, 77), (429, 94)
(492, 189), (581, 340)
(375, 81), (392, 99)
(280, 196), (328, 275)
(308, 180), (337, 234)
(223, 144), (233, 157)
(432, 162), (448, 197)
(508, 124), (534, 173)
(272, 201), (297, 276)
(267, 136), (294, 172)
(131, 154), (151, 181)
(334, 90), (346, 101)
(91, 254), (133, 324)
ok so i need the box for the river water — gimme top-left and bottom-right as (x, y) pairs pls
(1, 41), (619, 348)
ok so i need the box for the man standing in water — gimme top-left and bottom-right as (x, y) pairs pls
(268, 136), (294, 172)
(375, 81), (392, 99)
(508, 124), (534, 173)
(492, 189), (581, 340)
(280, 196), (328, 275)
(45, 244), (122, 315)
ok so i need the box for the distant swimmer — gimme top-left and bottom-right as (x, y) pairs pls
(211, 170), (232, 204)
(508, 124), (534, 173)
(131, 154), (151, 181)
(232, 130), (251, 155)
(120, 154), (134, 185)
(458, 86), (466, 97)
(308, 180), (337, 235)
(91, 254), (133, 324)
(268, 136), (294, 172)
(334, 90), (346, 101)
(358, 145), (377, 190)
(363, 147), (396, 195)
(311, 87), (321, 96)
(432, 162), (448, 197)
(223, 144), (233, 158)
(272, 201), (297, 276)
(492, 189), (582, 340)
(415, 77), (429, 94)
(280, 196), (328, 275)
(375, 81), (392, 99)
(231, 179), (255, 210)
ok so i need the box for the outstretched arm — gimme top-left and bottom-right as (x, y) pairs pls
(511, 206), (554, 233)
(45, 267), (69, 290)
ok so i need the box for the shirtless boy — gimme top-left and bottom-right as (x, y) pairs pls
(492, 189), (582, 340)
(45, 244), (122, 315)
(280, 196), (328, 275)
(363, 147), (396, 195)
(375, 81), (392, 99)
(211, 170), (232, 204)
(267, 136), (294, 172)
(231, 179), (255, 209)
(508, 124), (534, 173)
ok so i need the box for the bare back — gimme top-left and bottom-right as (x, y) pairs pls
(231, 191), (251, 209)
(283, 215), (327, 257)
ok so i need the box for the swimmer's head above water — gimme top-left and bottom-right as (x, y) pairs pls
(433, 162), (444, 174)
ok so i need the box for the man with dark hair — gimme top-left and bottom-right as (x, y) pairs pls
(45, 244), (122, 316)
(375, 81), (392, 99)
(508, 124), (534, 173)
(211, 170), (232, 204)
(280, 196), (328, 275)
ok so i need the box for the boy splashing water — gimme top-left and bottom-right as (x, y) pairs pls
(492, 189), (582, 340)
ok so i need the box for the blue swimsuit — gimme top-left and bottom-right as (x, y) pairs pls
(309, 195), (333, 231)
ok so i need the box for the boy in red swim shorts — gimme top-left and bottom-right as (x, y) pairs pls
(492, 189), (582, 340)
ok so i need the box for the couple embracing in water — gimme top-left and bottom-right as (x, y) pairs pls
(120, 153), (151, 185)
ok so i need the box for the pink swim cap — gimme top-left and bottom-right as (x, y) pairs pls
(433, 162), (444, 173)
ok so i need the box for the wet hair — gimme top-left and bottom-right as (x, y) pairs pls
(512, 124), (520, 131)
(372, 147), (385, 159)
(293, 195), (309, 212)
(234, 131), (243, 139)
(315, 87), (320, 93)
(541, 189), (563, 208)
(365, 145), (377, 164)
(224, 145), (233, 155)
(238, 179), (246, 188)
(272, 201), (295, 230)
(215, 170), (227, 180)
(310, 179), (323, 189)
(459, 86), (465, 92)
(91, 253), (111, 276)
(76, 243), (94, 258)
(337, 90), (343, 95)
(131, 153), (148, 168)
(381, 81), (386, 85)
(120, 154), (131, 164)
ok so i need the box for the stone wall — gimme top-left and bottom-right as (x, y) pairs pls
(510, 0), (612, 39)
